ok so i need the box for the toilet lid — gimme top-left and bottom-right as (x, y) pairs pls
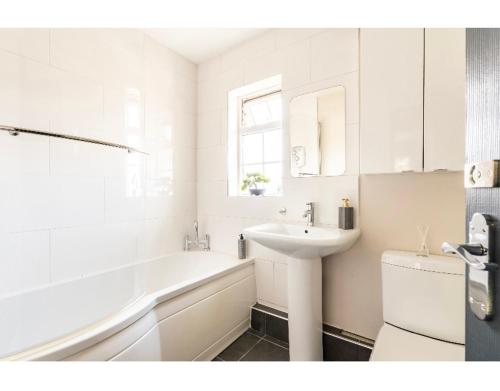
(370, 324), (465, 361)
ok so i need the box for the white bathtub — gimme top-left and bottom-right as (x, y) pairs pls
(1, 251), (255, 361)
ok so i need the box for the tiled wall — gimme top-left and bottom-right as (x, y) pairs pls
(196, 29), (465, 340)
(196, 29), (360, 312)
(0, 29), (197, 295)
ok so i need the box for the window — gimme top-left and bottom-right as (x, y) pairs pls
(227, 75), (283, 197)
(239, 90), (283, 195)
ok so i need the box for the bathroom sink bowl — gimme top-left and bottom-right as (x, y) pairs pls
(243, 223), (360, 259)
(244, 222), (360, 361)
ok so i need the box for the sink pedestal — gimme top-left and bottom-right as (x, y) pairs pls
(287, 256), (323, 361)
(243, 223), (360, 361)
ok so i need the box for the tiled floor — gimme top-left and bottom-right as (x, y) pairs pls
(213, 329), (289, 361)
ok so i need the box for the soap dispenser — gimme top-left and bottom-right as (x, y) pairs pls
(339, 197), (354, 230)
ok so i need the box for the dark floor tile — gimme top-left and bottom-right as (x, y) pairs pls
(323, 334), (358, 361)
(265, 314), (289, 343)
(212, 356), (224, 361)
(218, 331), (261, 361)
(357, 345), (372, 361)
(263, 334), (289, 349)
(250, 309), (266, 336)
(241, 340), (289, 361)
(247, 327), (265, 337)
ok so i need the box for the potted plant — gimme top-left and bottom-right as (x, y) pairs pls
(241, 172), (270, 196)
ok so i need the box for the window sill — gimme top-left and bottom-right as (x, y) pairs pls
(229, 193), (283, 198)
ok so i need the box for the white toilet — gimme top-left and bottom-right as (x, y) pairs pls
(371, 250), (466, 361)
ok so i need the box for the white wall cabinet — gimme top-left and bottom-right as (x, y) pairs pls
(360, 28), (465, 174)
(424, 29), (466, 172)
(360, 29), (424, 174)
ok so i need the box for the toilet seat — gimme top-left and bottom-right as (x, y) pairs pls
(370, 324), (465, 361)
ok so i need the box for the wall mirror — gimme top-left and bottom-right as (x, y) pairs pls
(289, 85), (346, 177)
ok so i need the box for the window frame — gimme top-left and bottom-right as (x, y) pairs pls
(237, 87), (283, 196)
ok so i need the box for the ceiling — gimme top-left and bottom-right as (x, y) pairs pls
(144, 28), (268, 64)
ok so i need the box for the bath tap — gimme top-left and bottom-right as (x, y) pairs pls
(184, 220), (210, 251)
(302, 202), (315, 226)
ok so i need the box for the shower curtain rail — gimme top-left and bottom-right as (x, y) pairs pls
(0, 125), (148, 155)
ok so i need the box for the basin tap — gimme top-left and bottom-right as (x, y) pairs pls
(302, 202), (315, 226)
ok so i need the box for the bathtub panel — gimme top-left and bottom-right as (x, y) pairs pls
(61, 263), (255, 361)
(112, 325), (163, 361)
(110, 275), (255, 361)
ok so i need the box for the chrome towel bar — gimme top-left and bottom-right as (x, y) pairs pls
(0, 125), (148, 155)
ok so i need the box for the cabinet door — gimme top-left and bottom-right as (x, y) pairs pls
(424, 28), (466, 172)
(360, 29), (424, 174)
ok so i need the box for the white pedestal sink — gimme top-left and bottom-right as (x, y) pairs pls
(243, 223), (360, 361)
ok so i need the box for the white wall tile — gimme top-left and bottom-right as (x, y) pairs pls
(0, 132), (49, 177)
(197, 109), (223, 148)
(254, 258), (274, 302)
(105, 176), (145, 223)
(0, 230), (50, 295)
(221, 31), (276, 72)
(145, 180), (196, 220)
(197, 180), (226, 217)
(310, 29), (359, 81)
(244, 51), (281, 85)
(273, 262), (288, 309)
(197, 78), (224, 113)
(0, 29), (50, 63)
(0, 29), (197, 297)
(197, 28), (361, 317)
(345, 123), (360, 175)
(51, 223), (138, 281)
(51, 71), (104, 139)
(137, 217), (191, 261)
(197, 146), (227, 181)
(279, 39), (311, 91)
(171, 109), (196, 149)
(50, 29), (108, 83)
(198, 56), (222, 82)
(173, 146), (196, 182)
(173, 75), (197, 114)
(275, 29), (325, 48)
(50, 138), (132, 178)
(0, 50), (56, 131)
(48, 176), (106, 229)
(0, 175), (105, 233)
(103, 85), (145, 148)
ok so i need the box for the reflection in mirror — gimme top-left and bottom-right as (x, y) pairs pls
(289, 86), (346, 177)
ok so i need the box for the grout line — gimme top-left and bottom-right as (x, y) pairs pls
(422, 29), (426, 171)
(262, 335), (289, 350)
(238, 335), (264, 361)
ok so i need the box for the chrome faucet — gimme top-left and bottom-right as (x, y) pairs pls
(184, 220), (210, 251)
(302, 202), (315, 226)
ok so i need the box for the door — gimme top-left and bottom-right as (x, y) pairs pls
(466, 28), (500, 360)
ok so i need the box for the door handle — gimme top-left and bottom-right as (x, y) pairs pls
(441, 242), (497, 271)
(442, 213), (496, 321)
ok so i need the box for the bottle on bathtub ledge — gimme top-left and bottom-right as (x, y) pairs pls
(238, 234), (247, 259)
